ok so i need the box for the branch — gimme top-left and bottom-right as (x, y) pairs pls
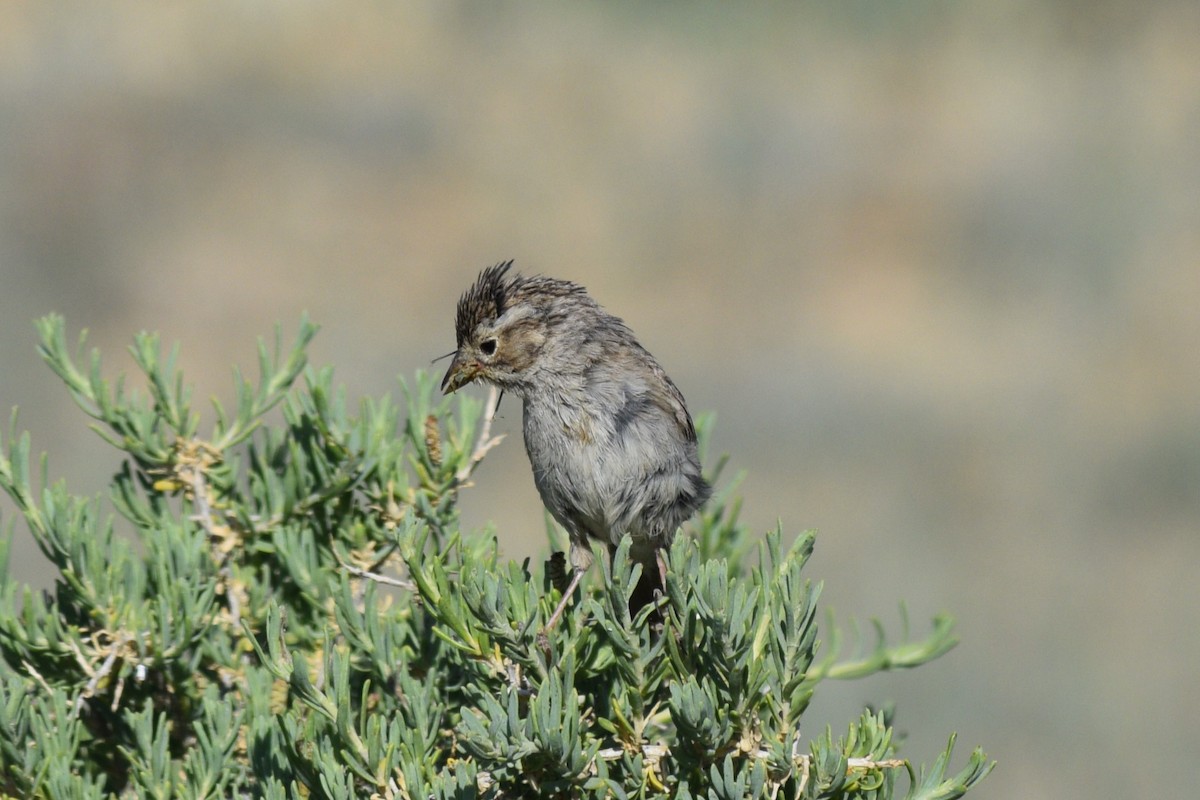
(341, 562), (415, 591)
(187, 453), (243, 627)
(456, 385), (506, 485)
(72, 632), (131, 716)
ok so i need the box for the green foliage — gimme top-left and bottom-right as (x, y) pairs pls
(0, 315), (992, 798)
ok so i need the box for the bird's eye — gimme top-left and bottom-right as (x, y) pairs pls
(480, 338), (498, 357)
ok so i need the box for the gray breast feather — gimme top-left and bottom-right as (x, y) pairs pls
(522, 380), (708, 550)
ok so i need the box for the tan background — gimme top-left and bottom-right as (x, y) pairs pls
(2, 3), (1198, 797)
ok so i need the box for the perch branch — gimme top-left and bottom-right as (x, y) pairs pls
(456, 385), (505, 485)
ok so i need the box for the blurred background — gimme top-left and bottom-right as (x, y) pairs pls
(2, 2), (1197, 796)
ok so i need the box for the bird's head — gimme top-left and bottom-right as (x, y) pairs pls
(441, 261), (590, 395)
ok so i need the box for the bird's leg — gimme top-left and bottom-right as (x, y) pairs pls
(543, 541), (596, 632)
(544, 567), (586, 631)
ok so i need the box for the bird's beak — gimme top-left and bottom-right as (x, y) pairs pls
(440, 353), (479, 394)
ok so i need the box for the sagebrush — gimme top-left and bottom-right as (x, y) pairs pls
(0, 316), (991, 798)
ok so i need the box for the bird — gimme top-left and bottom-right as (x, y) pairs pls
(441, 261), (711, 629)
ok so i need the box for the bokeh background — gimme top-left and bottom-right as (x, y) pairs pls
(2, 2), (1198, 797)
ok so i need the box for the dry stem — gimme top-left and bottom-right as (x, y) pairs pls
(456, 385), (506, 485)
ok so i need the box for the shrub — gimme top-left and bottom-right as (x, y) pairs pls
(0, 316), (991, 798)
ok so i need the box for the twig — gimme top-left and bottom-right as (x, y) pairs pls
(341, 561), (415, 591)
(68, 638), (94, 677)
(847, 757), (906, 769)
(73, 632), (130, 716)
(188, 462), (244, 627)
(456, 385), (506, 484)
(21, 660), (54, 696)
(189, 465), (217, 536)
(221, 563), (243, 628)
(111, 671), (128, 712)
(595, 743), (670, 762)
